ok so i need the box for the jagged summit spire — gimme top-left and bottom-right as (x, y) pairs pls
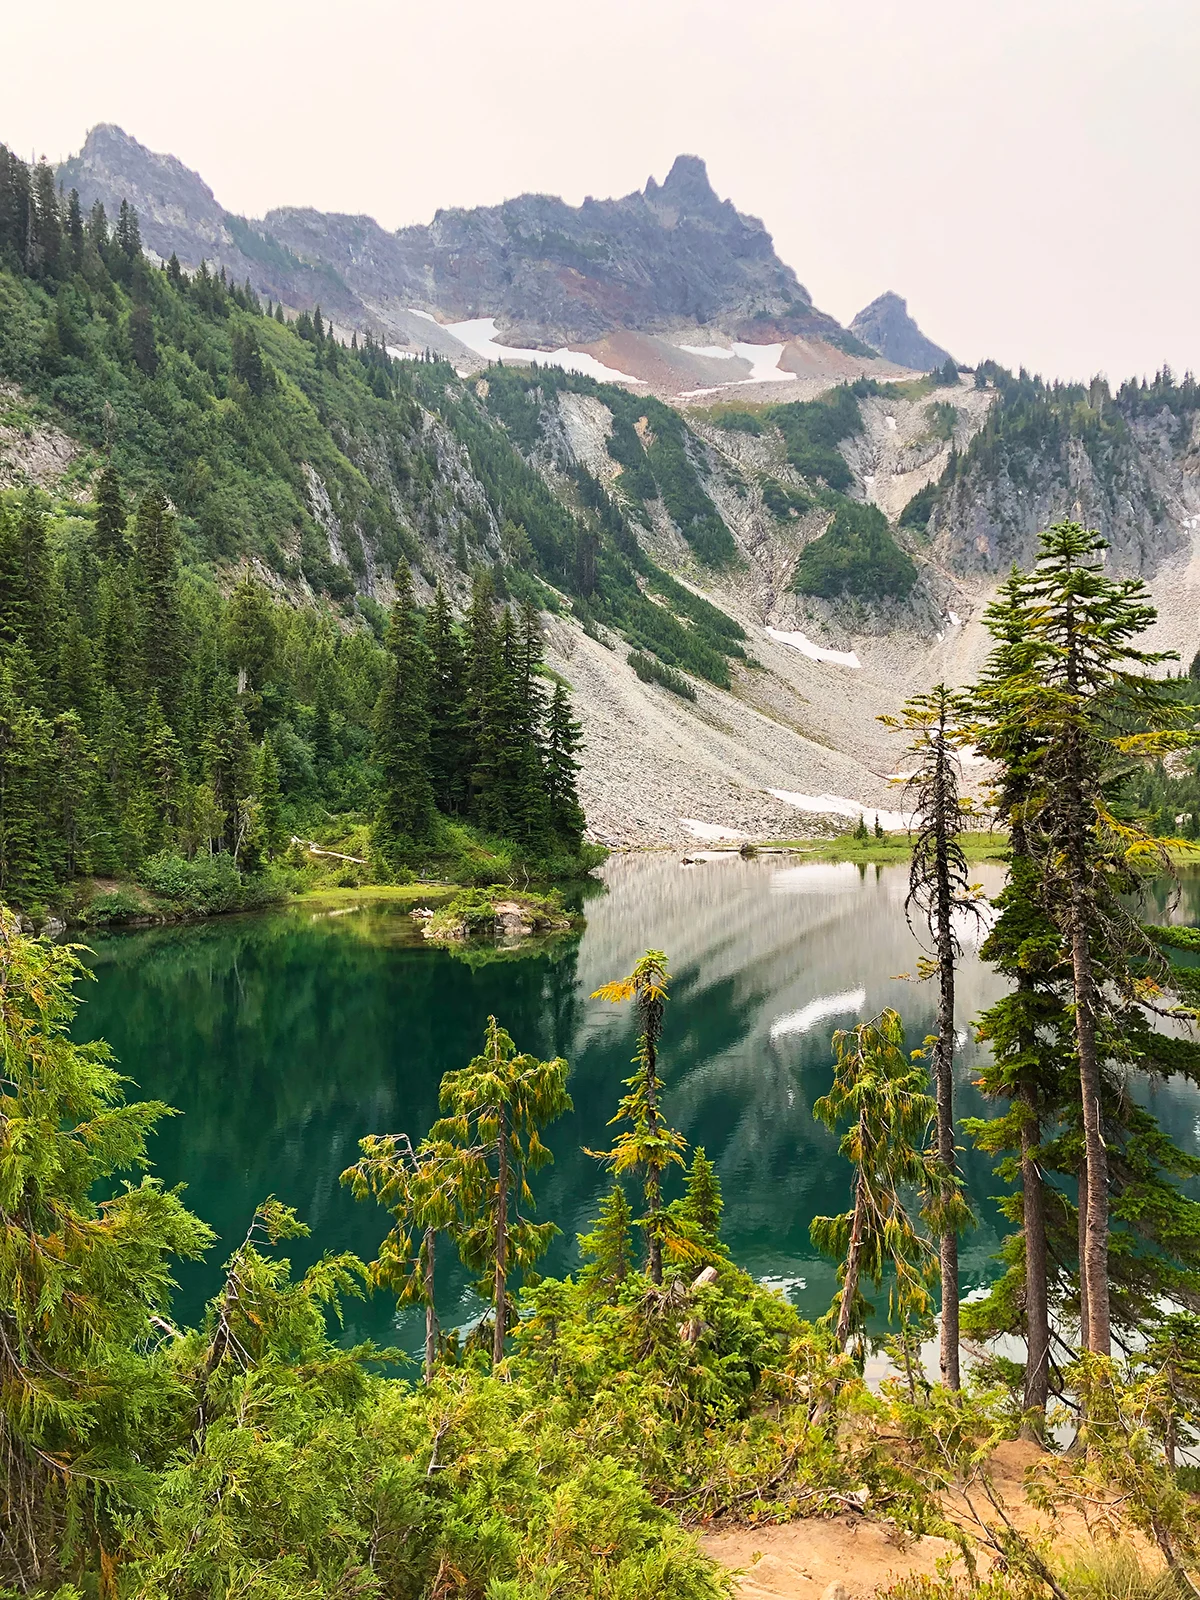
(645, 154), (721, 214)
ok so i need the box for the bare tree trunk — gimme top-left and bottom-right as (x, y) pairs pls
(1077, 1153), (1091, 1353)
(933, 774), (960, 1389)
(493, 1106), (509, 1366)
(1070, 895), (1110, 1356)
(1019, 1090), (1050, 1435)
(422, 1226), (438, 1383)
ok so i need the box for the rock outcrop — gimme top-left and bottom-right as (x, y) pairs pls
(850, 291), (952, 372)
(57, 129), (864, 350)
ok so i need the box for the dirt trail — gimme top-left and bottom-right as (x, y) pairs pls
(704, 1442), (1158, 1599)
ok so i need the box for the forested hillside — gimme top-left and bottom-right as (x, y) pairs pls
(0, 146), (609, 912)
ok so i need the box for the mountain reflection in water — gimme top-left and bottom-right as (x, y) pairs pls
(75, 854), (1200, 1349)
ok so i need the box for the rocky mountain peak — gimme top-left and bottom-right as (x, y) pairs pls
(849, 291), (953, 373)
(648, 154), (721, 213)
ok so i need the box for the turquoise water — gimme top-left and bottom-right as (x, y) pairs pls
(75, 854), (1200, 1349)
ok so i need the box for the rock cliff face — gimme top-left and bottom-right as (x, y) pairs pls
(850, 291), (952, 372)
(267, 154), (858, 347)
(57, 129), (862, 350)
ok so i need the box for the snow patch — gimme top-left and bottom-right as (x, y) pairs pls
(947, 610), (963, 628)
(886, 415), (897, 431)
(768, 790), (914, 831)
(680, 818), (749, 841)
(443, 317), (645, 384)
(769, 987), (867, 1041)
(677, 341), (799, 398)
(765, 628), (862, 669)
(678, 343), (736, 359)
(407, 307), (439, 323)
(385, 346), (417, 360)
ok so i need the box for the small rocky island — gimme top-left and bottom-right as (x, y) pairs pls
(412, 886), (575, 945)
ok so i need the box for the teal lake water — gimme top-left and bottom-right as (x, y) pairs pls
(75, 854), (1200, 1350)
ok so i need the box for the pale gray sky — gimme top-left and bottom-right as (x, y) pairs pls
(7, 0), (1197, 383)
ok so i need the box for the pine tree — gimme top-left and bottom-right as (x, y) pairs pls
(48, 710), (97, 879)
(373, 562), (434, 855)
(131, 489), (183, 721)
(342, 1131), (459, 1381)
(578, 1185), (634, 1302)
(882, 685), (978, 1390)
(129, 303), (158, 376)
(545, 682), (585, 850)
(431, 1017), (572, 1363)
(677, 1146), (723, 1249)
(0, 660), (54, 902)
(589, 951), (687, 1286)
(992, 522), (1195, 1356)
(256, 736), (286, 859)
(225, 574), (278, 693)
(135, 692), (186, 855)
(29, 162), (62, 279)
(94, 464), (128, 560)
(423, 583), (468, 814)
(810, 1009), (946, 1353)
(0, 910), (212, 1586)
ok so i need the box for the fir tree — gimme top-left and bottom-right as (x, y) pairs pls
(578, 1184), (634, 1302)
(0, 661), (53, 901)
(545, 682), (585, 850)
(93, 464), (128, 560)
(131, 489), (183, 721)
(676, 1146), (724, 1251)
(589, 951), (687, 1286)
(431, 1017), (572, 1363)
(810, 1009), (947, 1353)
(225, 574), (278, 693)
(256, 736), (286, 859)
(0, 910), (212, 1587)
(882, 684), (978, 1389)
(373, 562), (434, 854)
(423, 583), (468, 814)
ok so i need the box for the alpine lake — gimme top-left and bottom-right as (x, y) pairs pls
(74, 852), (1200, 1353)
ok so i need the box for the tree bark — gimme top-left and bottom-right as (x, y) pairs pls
(1019, 1090), (1050, 1434)
(1070, 897), (1110, 1356)
(1077, 1153), (1091, 1353)
(423, 1226), (438, 1383)
(493, 1105), (509, 1366)
(932, 752), (961, 1390)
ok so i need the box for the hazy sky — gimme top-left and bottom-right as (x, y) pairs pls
(8, 0), (1197, 382)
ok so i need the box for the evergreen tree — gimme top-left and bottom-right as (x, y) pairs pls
(0, 909), (211, 1588)
(423, 582), (468, 813)
(431, 1017), (572, 1363)
(93, 464), (128, 560)
(883, 685), (978, 1389)
(48, 710), (97, 878)
(129, 303), (158, 376)
(29, 162), (62, 279)
(810, 1009), (946, 1353)
(577, 1185), (634, 1302)
(372, 562), (434, 854)
(990, 522), (1195, 1356)
(589, 951), (687, 1286)
(676, 1146), (724, 1251)
(135, 692), (186, 855)
(225, 573), (278, 693)
(256, 735), (286, 859)
(0, 660), (54, 901)
(131, 489), (183, 721)
(545, 682), (585, 850)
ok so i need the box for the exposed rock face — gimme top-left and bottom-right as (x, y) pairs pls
(850, 291), (952, 372)
(58, 126), (360, 319)
(57, 129), (861, 349)
(268, 153), (855, 347)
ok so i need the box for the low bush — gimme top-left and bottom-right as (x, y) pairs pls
(81, 888), (148, 926)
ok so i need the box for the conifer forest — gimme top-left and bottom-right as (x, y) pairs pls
(1, 140), (1200, 1600)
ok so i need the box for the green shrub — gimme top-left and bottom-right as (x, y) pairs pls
(711, 408), (763, 435)
(628, 651), (696, 700)
(766, 386), (862, 491)
(81, 888), (148, 926)
(139, 853), (293, 914)
(793, 501), (917, 600)
(898, 480), (940, 534)
(762, 478), (813, 520)
(923, 400), (957, 442)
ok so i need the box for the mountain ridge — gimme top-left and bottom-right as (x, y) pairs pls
(57, 127), (871, 358)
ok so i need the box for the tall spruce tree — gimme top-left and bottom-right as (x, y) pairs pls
(987, 522), (1195, 1356)
(431, 1017), (572, 1363)
(131, 489), (183, 721)
(373, 562), (433, 855)
(589, 951), (687, 1286)
(93, 465), (128, 561)
(883, 685), (978, 1390)
(423, 583), (468, 814)
(545, 681), (585, 851)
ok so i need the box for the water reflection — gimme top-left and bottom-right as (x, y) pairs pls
(74, 855), (1200, 1348)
